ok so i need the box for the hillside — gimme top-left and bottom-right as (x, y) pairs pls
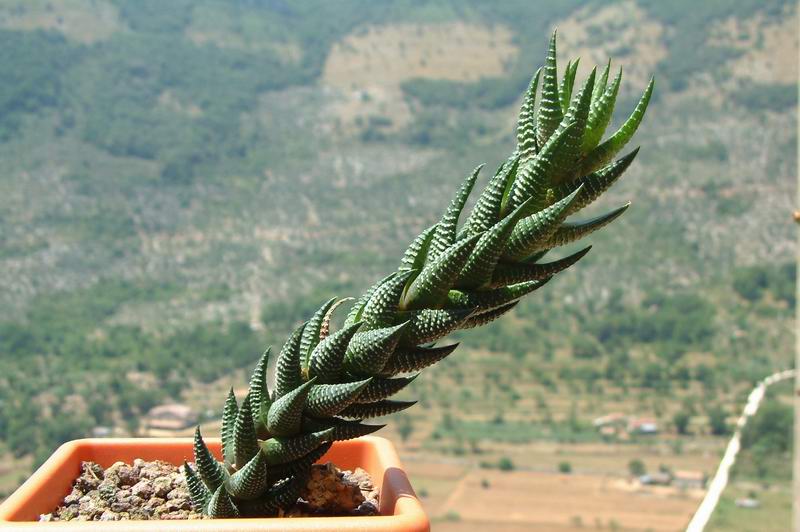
(0, 1), (797, 528)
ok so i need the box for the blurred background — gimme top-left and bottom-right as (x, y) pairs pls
(0, 1), (797, 530)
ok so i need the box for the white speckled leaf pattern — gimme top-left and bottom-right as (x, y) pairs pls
(490, 246), (591, 288)
(274, 323), (305, 399)
(465, 154), (520, 235)
(457, 197), (534, 289)
(556, 148), (639, 216)
(580, 77), (654, 175)
(304, 379), (370, 417)
(510, 122), (577, 214)
(232, 395), (259, 470)
(536, 31), (563, 147)
(583, 66), (621, 152)
(403, 234), (480, 309)
(248, 348), (269, 428)
(517, 68), (542, 164)
(459, 302), (519, 329)
(307, 321), (361, 383)
(358, 375), (418, 402)
(299, 297), (336, 371)
(266, 378), (315, 437)
(360, 270), (414, 328)
(504, 186), (583, 260)
(379, 344), (459, 376)
(399, 307), (474, 346)
(339, 399), (416, 419)
(428, 165), (483, 261)
(343, 322), (408, 375)
(226, 451), (268, 501)
(400, 224), (436, 271)
(220, 388), (238, 465)
(259, 428), (335, 465)
(207, 485), (239, 518)
(542, 203), (630, 249)
(447, 278), (551, 313)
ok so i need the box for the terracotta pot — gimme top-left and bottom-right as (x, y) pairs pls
(0, 436), (428, 531)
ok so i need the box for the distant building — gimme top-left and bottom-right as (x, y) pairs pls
(673, 470), (705, 490)
(628, 417), (658, 435)
(735, 498), (760, 509)
(145, 404), (197, 432)
(639, 472), (671, 486)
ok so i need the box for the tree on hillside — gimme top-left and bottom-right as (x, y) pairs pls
(707, 405), (729, 436)
(673, 410), (691, 435)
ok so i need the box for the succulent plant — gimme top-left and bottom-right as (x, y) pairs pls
(186, 31), (653, 518)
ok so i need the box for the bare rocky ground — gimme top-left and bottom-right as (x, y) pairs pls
(41, 460), (379, 521)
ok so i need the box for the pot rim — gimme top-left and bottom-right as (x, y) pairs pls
(0, 436), (428, 531)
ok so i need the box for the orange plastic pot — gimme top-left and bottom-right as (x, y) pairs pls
(0, 436), (428, 531)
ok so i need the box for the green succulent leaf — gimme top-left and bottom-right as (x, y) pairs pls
(357, 375), (418, 402)
(304, 416), (386, 442)
(183, 462), (210, 512)
(274, 322), (306, 399)
(344, 273), (396, 328)
(551, 67), (596, 182)
(542, 203), (630, 249)
(360, 270), (415, 328)
(240, 475), (306, 517)
(260, 428), (335, 465)
(343, 321), (409, 375)
(226, 450), (268, 501)
(447, 278), (551, 313)
(299, 297), (337, 371)
(233, 393), (260, 470)
(537, 30), (563, 147)
(583, 66), (622, 152)
(220, 388), (238, 466)
(207, 484), (240, 518)
(517, 68), (542, 163)
(399, 307), (475, 346)
(379, 344), (459, 376)
(459, 302), (519, 329)
(402, 234), (481, 310)
(580, 76), (653, 175)
(503, 185), (583, 261)
(308, 321), (362, 383)
(400, 225), (436, 272)
(456, 197), (534, 289)
(465, 154), (520, 235)
(559, 58), (580, 114)
(339, 399), (417, 419)
(591, 60), (611, 105)
(266, 441), (333, 485)
(556, 148), (639, 216)
(509, 121), (578, 214)
(428, 165), (482, 262)
(305, 378), (371, 417)
(193, 427), (227, 492)
(267, 378), (316, 437)
(490, 246), (591, 287)
(248, 347), (270, 430)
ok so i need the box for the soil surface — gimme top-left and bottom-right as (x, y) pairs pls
(40, 459), (379, 521)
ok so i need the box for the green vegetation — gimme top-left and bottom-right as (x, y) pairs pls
(628, 459), (646, 476)
(0, 2), (795, 516)
(0, 281), (263, 463)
